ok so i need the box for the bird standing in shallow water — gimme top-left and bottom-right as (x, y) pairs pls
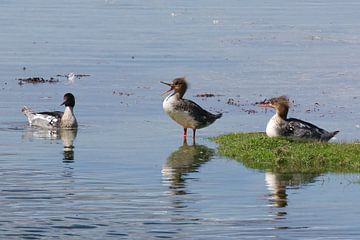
(22, 93), (78, 129)
(161, 77), (222, 141)
(259, 96), (339, 141)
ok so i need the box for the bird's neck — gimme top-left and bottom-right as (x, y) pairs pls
(166, 92), (183, 101)
(62, 106), (75, 119)
(275, 105), (288, 120)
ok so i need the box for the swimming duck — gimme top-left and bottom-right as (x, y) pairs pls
(22, 93), (78, 129)
(259, 96), (338, 141)
(161, 77), (222, 140)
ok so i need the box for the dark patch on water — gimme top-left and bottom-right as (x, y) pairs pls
(17, 77), (59, 85)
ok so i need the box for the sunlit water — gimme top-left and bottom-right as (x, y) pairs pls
(0, 0), (360, 239)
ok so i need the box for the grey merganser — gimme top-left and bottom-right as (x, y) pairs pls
(260, 96), (339, 141)
(22, 93), (78, 129)
(161, 77), (222, 140)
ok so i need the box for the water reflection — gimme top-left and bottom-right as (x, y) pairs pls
(59, 129), (77, 161)
(162, 140), (215, 195)
(265, 172), (319, 215)
(22, 128), (77, 161)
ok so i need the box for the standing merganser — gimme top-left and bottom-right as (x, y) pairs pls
(259, 96), (339, 141)
(22, 93), (78, 129)
(161, 77), (222, 140)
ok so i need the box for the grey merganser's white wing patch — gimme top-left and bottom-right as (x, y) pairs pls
(22, 107), (63, 129)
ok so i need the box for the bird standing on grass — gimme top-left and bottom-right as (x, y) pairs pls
(161, 77), (222, 141)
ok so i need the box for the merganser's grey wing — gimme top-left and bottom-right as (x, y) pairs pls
(38, 111), (63, 119)
(286, 118), (338, 141)
(22, 106), (62, 129)
(176, 99), (222, 128)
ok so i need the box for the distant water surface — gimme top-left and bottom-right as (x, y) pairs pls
(0, 0), (359, 239)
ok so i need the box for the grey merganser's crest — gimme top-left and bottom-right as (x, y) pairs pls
(161, 77), (222, 140)
(22, 93), (78, 129)
(259, 96), (339, 141)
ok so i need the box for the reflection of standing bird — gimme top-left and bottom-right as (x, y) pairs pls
(161, 77), (222, 140)
(162, 141), (214, 195)
(259, 96), (338, 141)
(22, 93), (78, 129)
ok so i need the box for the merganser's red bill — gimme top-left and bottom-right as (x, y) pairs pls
(257, 99), (271, 108)
(160, 81), (174, 95)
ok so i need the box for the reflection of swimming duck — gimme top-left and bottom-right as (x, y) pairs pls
(59, 129), (77, 161)
(260, 96), (338, 141)
(22, 128), (77, 161)
(265, 172), (318, 209)
(162, 141), (214, 194)
(161, 77), (222, 140)
(22, 93), (78, 129)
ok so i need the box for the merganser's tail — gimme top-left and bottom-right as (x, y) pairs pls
(322, 130), (339, 141)
(214, 113), (222, 119)
(22, 106), (35, 125)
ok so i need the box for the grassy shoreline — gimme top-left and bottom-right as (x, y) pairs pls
(210, 132), (360, 173)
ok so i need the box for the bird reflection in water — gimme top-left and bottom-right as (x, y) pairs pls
(265, 172), (318, 216)
(22, 128), (78, 161)
(59, 129), (77, 161)
(162, 139), (215, 195)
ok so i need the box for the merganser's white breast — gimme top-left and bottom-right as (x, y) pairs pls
(266, 114), (287, 137)
(60, 106), (78, 128)
(163, 93), (199, 129)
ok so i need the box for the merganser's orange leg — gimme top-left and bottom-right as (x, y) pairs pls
(183, 128), (187, 138)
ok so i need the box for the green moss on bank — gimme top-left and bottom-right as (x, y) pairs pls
(211, 132), (360, 173)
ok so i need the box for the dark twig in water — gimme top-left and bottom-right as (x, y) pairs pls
(17, 77), (59, 85)
(112, 91), (133, 96)
(194, 93), (223, 98)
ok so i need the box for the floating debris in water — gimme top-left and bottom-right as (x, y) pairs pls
(112, 91), (133, 96)
(305, 102), (321, 113)
(67, 72), (76, 82)
(226, 98), (242, 106)
(194, 93), (217, 98)
(17, 77), (59, 85)
(57, 73), (91, 81)
(213, 19), (220, 25)
(243, 109), (257, 114)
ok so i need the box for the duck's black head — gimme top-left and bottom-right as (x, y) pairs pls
(61, 93), (76, 108)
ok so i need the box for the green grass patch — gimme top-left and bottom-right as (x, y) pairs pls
(210, 132), (360, 173)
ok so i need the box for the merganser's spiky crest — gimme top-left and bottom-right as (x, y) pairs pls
(22, 93), (78, 129)
(161, 77), (222, 141)
(260, 96), (339, 141)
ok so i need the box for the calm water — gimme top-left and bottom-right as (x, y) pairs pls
(0, 0), (360, 239)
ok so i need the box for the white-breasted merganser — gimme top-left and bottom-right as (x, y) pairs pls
(259, 96), (339, 141)
(161, 77), (222, 140)
(22, 93), (78, 129)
